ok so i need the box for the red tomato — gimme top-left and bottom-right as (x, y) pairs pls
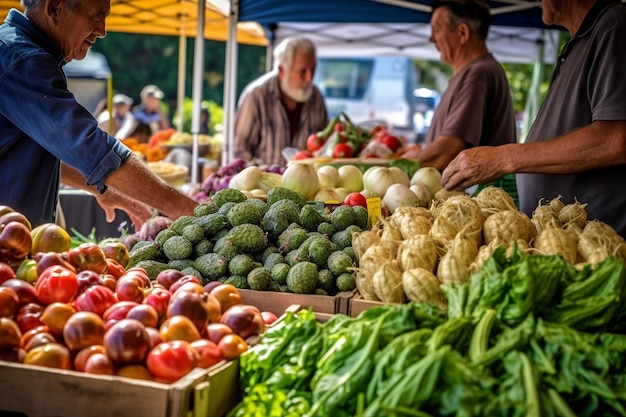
(159, 315), (201, 343)
(343, 192), (368, 209)
(15, 302), (44, 333)
(155, 269), (185, 290)
(190, 338), (223, 368)
(67, 242), (108, 274)
(105, 258), (126, 280)
(261, 311), (279, 325)
(381, 134), (403, 152)
(84, 352), (116, 375)
(333, 122), (344, 132)
(332, 143), (354, 158)
(35, 265), (79, 305)
(219, 304), (265, 340)
(293, 150), (314, 160)
(115, 275), (145, 304)
(306, 133), (324, 153)
(103, 318), (151, 365)
(74, 344), (107, 371)
(63, 311), (106, 352)
(23, 342), (72, 370)
(0, 287), (19, 318)
(0, 262), (16, 285)
(74, 285), (118, 317)
(147, 340), (198, 383)
(40, 302), (76, 337)
(0, 317), (22, 351)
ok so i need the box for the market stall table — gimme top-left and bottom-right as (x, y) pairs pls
(58, 187), (134, 240)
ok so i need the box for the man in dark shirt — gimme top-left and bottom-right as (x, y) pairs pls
(442, 0), (626, 236)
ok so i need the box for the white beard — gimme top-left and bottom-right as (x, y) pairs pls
(280, 74), (313, 103)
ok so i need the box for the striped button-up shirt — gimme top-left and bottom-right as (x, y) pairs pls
(234, 71), (329, 167)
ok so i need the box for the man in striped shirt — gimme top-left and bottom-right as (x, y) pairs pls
(234, 36), (329, 167)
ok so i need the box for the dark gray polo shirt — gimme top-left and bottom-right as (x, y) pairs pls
(517, 0), (626, 235)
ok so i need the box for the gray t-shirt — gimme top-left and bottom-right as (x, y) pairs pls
(426, 53), (516, 148)
(517, 0), (626, 235)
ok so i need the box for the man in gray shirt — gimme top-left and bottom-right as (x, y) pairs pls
(401, 0), (516, 171)
(442, 0), (626, 236)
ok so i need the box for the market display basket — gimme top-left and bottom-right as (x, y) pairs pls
(148, 161), (189, 187)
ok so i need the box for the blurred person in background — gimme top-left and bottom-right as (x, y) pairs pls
(133, 84), (171, 136)
(442, 0), (626, 236)
(0, 0), (197, 227)
(400, 0), (516, 171)
(233, 35), (329, 167)
(97, 93), (136, 139)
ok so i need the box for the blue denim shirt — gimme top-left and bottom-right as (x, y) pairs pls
(0, 9), (131, 226)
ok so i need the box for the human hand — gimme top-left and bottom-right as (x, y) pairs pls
(95, 188), (154, 230)
(441, 146), (507, 190)
(398, 143), (422, 159)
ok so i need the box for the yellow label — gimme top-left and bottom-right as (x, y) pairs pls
(366, 197), (382, 226)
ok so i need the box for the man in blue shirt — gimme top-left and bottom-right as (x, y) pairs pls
(0, 0), (197, 227)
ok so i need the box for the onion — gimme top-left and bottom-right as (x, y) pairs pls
(314, 187), (341, 202)
(317, 165), (339, 187)
(317, 172), (336, 188)
(336, 165), (364, 192)
(334, 187), (351, 201)
(363, 166), (409, 197)
(410, 167), (442, 194)
(281, 162), (319, 200)
(229, 166), (264, 191)
(410, 183), (434, 208)
(382, 183), (418, 213)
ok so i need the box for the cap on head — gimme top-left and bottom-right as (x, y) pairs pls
(113, 93), (133, 105)
(140, 85), (164, 100)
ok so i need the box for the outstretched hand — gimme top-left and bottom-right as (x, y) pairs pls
(95, 188), (154, 230)
(441, 146), (507, 190)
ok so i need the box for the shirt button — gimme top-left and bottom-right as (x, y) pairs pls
(561, 58), (565, 63)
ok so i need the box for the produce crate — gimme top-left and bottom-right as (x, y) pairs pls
(239, 289), (356, 316)
(348, 293), (400, 317)
(0, 358), (240, 417)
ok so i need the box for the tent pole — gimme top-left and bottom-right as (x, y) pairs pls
(222, 0), (239, 166)
(190, 0), (206, 185)
(522, 31), (546, 141)
(176, 29), (187, 133)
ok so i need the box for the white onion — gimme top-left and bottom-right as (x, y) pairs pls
(229, 166), (264, 191)
(410, 183), (434, 208)
(382, 183), (418, 213)
(281, 162), (319, 200)
(316, 165), (340, 187)
(410, 167), (442, 194)
(334, 187), (351, 201)
(363, 166), (410, 197)
(314, 187), (342, 202)
(336, 165), (363, 192)
(317, 172), (336, 188)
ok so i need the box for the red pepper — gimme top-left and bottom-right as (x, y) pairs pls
(67, 242), (108, 274)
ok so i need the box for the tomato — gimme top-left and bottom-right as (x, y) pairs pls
(332, 143), (354, 158)
(190, 338), (223, 368)
(115, 275), (145, 304)
(23, 342), (72, 370)
(155, 269), (185, 290)
(0, 287), (19, 318)
(33, 251), (76, 276)
(293, 150), (313, 160)
(35, 265), (79, 305)
(40, 302), (76, 337)
(219, 304), (265, 340)
(63, 311), (106, 352)
(74, 285), (118, 317)
(117, 364), (153, 381)
(343, 192), (368, 209)
(167, 290), (216, 333)
(306, 133), (325, 153)
(205, 322), (234, 344)
(334, 122), (344, 133)
(261, 311), (279, 325)
(159, 315), (201, 343)
(105, 258), (126, 280)
(126, 304), (159, 329)
(381, 134), (403, 152)
(74, 344), (107, 371)
(20, 324), (49, 349)
(0, 262), (16, 285)
(15, 259), (37, 284)
(209, 284), (243, 314)
(2, 278), (38, 306)
(67, 242), (108, 274)
(217, 333), (248, 360)
(103, 318), (151, 365)
(100, 241), (130, 268)
(0, 221), (32, 261)
(146, 340), (198, 383)
(0, 317), (22, 351)
(168, 275), (201, 294)
(76, 270), (103, 293)
(0, 210), (31, 230)
(23, 331), (56, 352)
(84, 352), (116, 375)
(143, 287), (170, 324)
(15, 302), (44, 333)
(30, 223), (71, 254)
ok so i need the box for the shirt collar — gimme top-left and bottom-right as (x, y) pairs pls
(5, 9), (65, 66)
(576, 0), (621, 38)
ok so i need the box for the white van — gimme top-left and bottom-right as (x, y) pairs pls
(313, 56), (418, 132)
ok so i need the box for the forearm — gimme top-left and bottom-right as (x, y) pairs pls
(60, 163), (97, 192)
(104, 154), (197, 219)
(508, 121), (626, 174)
(415, 135), (467, 171)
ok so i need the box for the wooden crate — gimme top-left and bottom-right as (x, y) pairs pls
(0, 358), (240, 417)
(239, 289), (356, 316)
(348, 294), (400, 317)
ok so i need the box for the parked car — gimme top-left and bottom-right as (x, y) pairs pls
(413, 86), (441, 143)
